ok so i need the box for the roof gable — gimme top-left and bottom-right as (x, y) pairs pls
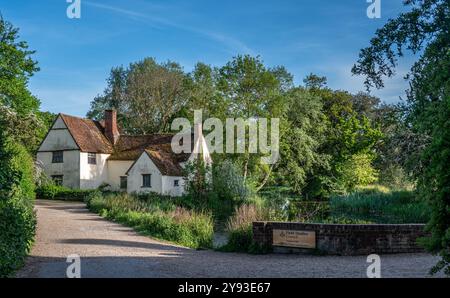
(144, 146), (185, 177)
(60, 114), (113, 154)
(53, 116), (67, 129)
(125, 144), (186, 177)
(37, 115), (79, 152)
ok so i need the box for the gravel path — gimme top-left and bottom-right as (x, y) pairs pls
(16, 200), (443, 278)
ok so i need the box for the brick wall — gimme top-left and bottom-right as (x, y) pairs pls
(253, 222), (427, 255)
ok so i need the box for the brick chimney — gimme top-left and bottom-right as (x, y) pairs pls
(105, 110), (120, 145)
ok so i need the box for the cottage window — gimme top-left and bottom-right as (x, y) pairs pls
(142, 174), (152, 188)
(51, 175), (63, 186)
(52, 151), (64, 163)
(88, 153), (97, 165)
(120, 176), (127, 190)
(174, 180), (179, 187)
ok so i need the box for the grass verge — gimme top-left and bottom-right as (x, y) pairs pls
(85, 192), (214, 249)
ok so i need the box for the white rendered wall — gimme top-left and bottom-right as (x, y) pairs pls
(107, 160), (134, 190)
(162, 176), (185, 197)
(79, 153), (110, 189)
(126, 153), (163, 194)
(36, 151), (81, 189)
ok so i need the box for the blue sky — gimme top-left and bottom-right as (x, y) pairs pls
(1, 0), (416, 117)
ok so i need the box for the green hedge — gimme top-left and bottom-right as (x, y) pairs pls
(36, 184), (97, 201)
(0, 139), (36, 277)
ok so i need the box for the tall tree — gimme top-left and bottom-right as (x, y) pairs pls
(87, 66), (127, 121)
(277, 88), (330, 195)
(0, 15), (51, 152)
(88, 58), (191, 134)
(303, 76), (382, 197)
(352, 0), (450, 275)
(0, 16), (40, 115)
(217, 55), (285, 183)
(187, 63), (225, 120)
(351, 92), (381, 121)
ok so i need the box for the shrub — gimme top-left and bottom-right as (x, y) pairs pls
(226, 204), (260, 232)
(85, 192), (214, 249)
(36, 184), (97, 201)
(182, 159), (253, 221)
(0, 139), (36, 277)
(222, 225), (254, 253)
(183, 160), (212, 204)
(0, 198), (36, 277)
(287, 200), (330, 222)
(336, 153), (379, 193)
(378, 165), (414, 190)
(212, 160), (250, 204)
(220, 204), (283, 253)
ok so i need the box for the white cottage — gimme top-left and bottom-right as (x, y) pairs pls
(36, 110), (211, 197)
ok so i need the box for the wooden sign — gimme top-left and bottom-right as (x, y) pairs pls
(272, 229), (316, 249)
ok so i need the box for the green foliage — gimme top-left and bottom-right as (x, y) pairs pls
(336, 153), (379, 193)
(219, 204), (284, 253)
(0, 16), (40, 115)
(212, 160), (250, 203)
(0, 138), (36, 277)
(272, 79), (384, 198)
(0, 137), (36, 201)
(418, 93), (450, 275)
(377, 165), (413, 190)
(216, 55), (286, 185)
(219, 225), (270, 254)
(182, 159), (253, 220)
(217, 55), (282, 119)
(329, 188), (431, 224)
(0, 16), (54, 153)
(327, 114), (382, 196)
(0, 105), (53, 153)
(287, 200), (330, 222)
(85, 192), (214, 249)
(352, 0), (450, 274)
(308, 216), (373, 225)
(183, 159), (212, 203)
(219, 225), (254, 253)
(88, 54), (391, 200)
(36, 184), (97, 201)
(87, 58), (190, 134)
(0, 198), (36, 277)
(187, 62), (223, 119)
(277, 88), (330, 194)
(367, 103), (415, 189)
(3, 140), (35, 200)
(0, 15), (55, 277)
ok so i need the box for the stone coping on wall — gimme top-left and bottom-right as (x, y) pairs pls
(253, 221), (427, 255)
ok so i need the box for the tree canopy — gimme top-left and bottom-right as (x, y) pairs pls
(352, 0), (449, 275)
(0, 16), (53, 152)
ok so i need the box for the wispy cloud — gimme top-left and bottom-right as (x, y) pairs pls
(84, 1), (254, 55)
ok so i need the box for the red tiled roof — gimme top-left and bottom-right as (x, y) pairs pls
(145, 145), (186, 176)
(108, 134), (174, 160)
(60, 114), (113, 154)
